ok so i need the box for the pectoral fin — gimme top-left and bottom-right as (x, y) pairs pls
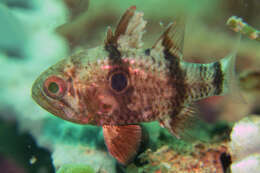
(102, 125), (142, 165)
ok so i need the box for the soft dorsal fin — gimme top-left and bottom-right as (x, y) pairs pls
(102, 125), (142, 165)
(152, 19), (185, 60)
(104, 6), (147, 52)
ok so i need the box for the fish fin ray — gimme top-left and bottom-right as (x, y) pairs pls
(102, 125), (142, 165)
(105, 26), (114, 45)
(160, 105), (201, 141)
(104, 6), (147, 51)
(152, 19), (185, 60)
(220, 34), (245, 103)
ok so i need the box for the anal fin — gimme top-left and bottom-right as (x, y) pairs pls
(102, 125), (142, 165)
(160, 105), (199, 140)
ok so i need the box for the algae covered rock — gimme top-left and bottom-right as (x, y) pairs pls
(137, 142), (230, 173)
(57, 164), (94, 173)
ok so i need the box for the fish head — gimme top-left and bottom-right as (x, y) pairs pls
(31, 47), (136, 125)
(31, 4), (174, 126)
(31, 57), (95, 125)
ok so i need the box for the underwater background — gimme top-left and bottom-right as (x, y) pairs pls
(0, 0), (260, 173)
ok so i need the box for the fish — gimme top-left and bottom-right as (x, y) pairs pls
(31, 6), (239, 165)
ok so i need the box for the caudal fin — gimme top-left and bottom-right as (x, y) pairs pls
(219, 34), (244, 102)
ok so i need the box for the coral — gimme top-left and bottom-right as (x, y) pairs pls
(231, 154), (260, 173)
(52, 144), (116, 173)
(229, 116), (260, 160)
(227, 16), (260, 42)
(229, 115), (260, 173)
(138, 142), (229, 173)
(0, 0), (69, 124)
(129, 116), (260, 173)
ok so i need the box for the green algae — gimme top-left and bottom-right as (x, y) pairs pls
(56, 164), (95, 173)
(142, 120), (231, 153)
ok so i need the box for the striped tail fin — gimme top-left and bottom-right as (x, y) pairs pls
(219, 34), (243, 102)
(182, 34), (241, 103)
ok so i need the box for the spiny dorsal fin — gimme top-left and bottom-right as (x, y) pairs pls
(152, 19), (185, 60)
(104, 6), (147, 52)
(160, 105), (199, 140)
(102, 125), (142, 165)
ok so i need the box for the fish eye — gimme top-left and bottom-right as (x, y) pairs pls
(109, 71), (129, 93)
(43, 76), (67, 99)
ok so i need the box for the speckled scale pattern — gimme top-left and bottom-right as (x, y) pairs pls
(124, 56), (174, 122)
(62, 45), (226, 126)
(69, 51), (176, 126)
(32, 6), (232, 135)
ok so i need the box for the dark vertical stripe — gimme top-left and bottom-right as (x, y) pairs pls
(144, 48), (151, 56)
(104, 44), (137, 124)
(212, 62), (224, 95)
(199, 65), (207, 79)
(163, 49), (187, 117)
(199, 65), (203, 78)
(105, 44), (122, 64)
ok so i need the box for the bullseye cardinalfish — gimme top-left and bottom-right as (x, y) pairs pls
(32, 6), (239, 164)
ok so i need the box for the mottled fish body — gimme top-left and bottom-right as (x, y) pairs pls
(31, 6), (238, 164)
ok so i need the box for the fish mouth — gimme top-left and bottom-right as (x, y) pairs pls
(31, 79), (44, 107)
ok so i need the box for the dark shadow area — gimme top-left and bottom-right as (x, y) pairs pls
(220, 152), (232, 173)
(0, 117), (55, 173)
